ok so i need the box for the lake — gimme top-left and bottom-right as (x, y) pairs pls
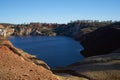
(8, 36), (84, 68)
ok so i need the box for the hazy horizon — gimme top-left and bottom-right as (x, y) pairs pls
(0, 0), (120, 24)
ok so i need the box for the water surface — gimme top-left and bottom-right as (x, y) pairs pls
(9, 36), (84, 68)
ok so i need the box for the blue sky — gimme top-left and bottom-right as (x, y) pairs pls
(0, 0), (120, 24)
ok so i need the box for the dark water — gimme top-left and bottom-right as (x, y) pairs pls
(9, 36), (84, 68)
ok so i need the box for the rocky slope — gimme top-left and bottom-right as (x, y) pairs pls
(0, 37), (58, 80)
(54, 52), (120, 80)
(54, 20), (112, 38)
(78, 22), (120, 57)
(12, 23), (58, 36)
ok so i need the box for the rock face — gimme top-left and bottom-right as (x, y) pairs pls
(79, 22), (120, 57)
(54, 20), (113, 38)
(54, 53), (120, 80)
(0, 24), (14, 37)
(12, 23), (57, 36)
(0, 37), (58, 80)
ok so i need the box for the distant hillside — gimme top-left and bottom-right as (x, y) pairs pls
(54, 20), (117, 39)
(1, 20), (119, 38)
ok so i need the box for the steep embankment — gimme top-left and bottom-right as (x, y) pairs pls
(78, 22), (120, 57)
(0, 37), (58, 80)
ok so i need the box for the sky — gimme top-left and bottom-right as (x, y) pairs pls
(0, 0), (120, 24)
